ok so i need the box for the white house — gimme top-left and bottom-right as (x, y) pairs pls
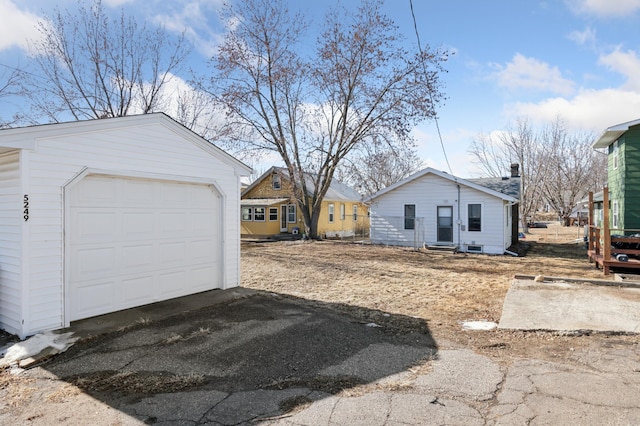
(0, 113), (251, 338)
(366, 166), (520, 254)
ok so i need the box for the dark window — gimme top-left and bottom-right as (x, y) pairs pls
(404, 204), (415, 230)
(468, 204), (481, 231)
(268, 207), (278, 221)
(254, 207), (265, 221)
(272, 174), (281, 190)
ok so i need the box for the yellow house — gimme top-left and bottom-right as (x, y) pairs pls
(241, 167), (368, 239)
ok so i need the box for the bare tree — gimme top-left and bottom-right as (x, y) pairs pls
(469, 117), (606, 230)
(0, 65), (23, 128)
(539, 119), (605, 225)
(210, 0), (447, 238)
(23, 0), (191, 122)
(469, 118), (550, 231)
(337, 136), (424, 196)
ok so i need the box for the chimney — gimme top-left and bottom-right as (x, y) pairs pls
(510, 163), (520, 178)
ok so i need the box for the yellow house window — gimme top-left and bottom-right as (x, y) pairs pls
(352, 205), (358, 221)
(340, 204), (345, 220)
(287, 204), (296, 223)
(268, 207), (278, 221)
(328, 203), (334, 223)
(242, 207), (253, 221)
(254, 207), (266, 221)
(272, 173), (281, 190)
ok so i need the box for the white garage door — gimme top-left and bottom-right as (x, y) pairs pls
(67, 175), (221, 321)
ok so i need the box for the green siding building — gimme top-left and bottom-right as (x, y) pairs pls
(593, 119), (640, 233)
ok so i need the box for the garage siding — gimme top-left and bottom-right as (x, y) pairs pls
(0, 151), (22, 335)
(25, 122), (241, 333)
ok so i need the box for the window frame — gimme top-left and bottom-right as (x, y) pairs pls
(272, 173), (281, 190)
(352, 205), (358, 221)
(612, 200), (619, 229)
(254, 206), (266, 222)
(468, 203), (482, 232)
(241, 207), (253, 221)
(268, 207), (278, 221)
(404, 204), (416, 230)
(340, 203), (346, 221)
(613, 140), (619, 170)
(287, 204), (296, 223)
(328, 203), (335, 223)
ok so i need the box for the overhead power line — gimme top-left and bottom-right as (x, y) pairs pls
(408, 0), (454, 177)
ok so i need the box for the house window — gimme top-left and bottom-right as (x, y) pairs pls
(287, 204), (296, 223)
(612, 200), (619, 229)
(272, 173), (281, 190)
(613, 140), (619, 170)
(241, 207), (253, 221)
(404, 204), (415, 230)
(254, 207), (266, 221)
(268, 207), (278, 221)
(328, 203), (334, 223)
(340, 204), (346, 221)
(468, 204), (481, 232)
(353, 205), (358, 221)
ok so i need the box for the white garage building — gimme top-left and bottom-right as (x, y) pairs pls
(0, 113), (251, 338)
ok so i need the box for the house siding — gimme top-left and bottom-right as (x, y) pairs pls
(369, 173), (510, 254)
(12, 120), (243, 336)
(621, 127), (640, 232)
(0, 151), (22, 335)
(241, 169), (367, 237)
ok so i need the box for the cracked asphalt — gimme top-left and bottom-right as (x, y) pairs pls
(2, 289), (640, 425)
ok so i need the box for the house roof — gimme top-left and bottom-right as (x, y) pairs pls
(592, 118), (640, 149)
(241, 198), (289, 206)
(242, 166), (362, 202)
(467, 176), (520, 199)
(365, 167), (519, 203)
(0, 113), (252, 175)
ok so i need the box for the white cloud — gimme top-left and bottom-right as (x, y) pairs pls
(598, 48), (640, 90)
(508, 88), (640, 132)
(567, 0), (640, 17)
(103, 0), (135, 6)
(493, 53), (576, 96)
(152, 1), (225, 57)
(0, 0), (41, 51)
(567, 26), (596, 46)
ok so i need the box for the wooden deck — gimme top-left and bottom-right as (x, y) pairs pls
(586, 190), (640, 274)
(588, 250), (640, 275)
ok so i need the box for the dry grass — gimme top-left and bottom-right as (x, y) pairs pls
(242, 223), (602, 327)
(241, 223), (618, 358)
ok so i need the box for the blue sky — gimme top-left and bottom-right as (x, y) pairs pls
(1, 0), (640, 177)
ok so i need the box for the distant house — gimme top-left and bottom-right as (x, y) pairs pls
(241, 167), (368, 238)
(592, 118), (640, 232)
(366, 165), (520, 254)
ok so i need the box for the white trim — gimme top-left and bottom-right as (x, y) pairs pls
(328, 203), (335, 223)
(593, 118), (640, 149)
(19, 149), (30, 337)
(366, 167), (517, 203)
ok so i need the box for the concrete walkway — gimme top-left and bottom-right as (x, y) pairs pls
(499, 277), (640, 333)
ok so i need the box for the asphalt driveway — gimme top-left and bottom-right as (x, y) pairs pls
(30, 289), (437, 424)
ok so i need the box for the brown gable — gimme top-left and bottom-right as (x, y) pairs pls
(243, 168), (295, 200)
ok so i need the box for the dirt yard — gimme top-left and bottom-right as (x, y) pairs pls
(242, 222), (632, 360)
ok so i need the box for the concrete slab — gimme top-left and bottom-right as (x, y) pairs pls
(499, 278), (640, 333)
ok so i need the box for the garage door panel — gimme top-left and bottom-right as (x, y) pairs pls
(120, 275), (154, 306)
(68, 175), (221, 322)
(74, 211), (118, 244)
(123, 179), (155, 204)
(191, 212), (217, 234)
(160, 183), (189, 204)
(74, 280), (116, 318)
(123, 212), (155, 237)
(121, 244), (155, 270)
(72, 247), (116, 281)
(159, 241), (187, 264)
(190, 239), (217, 260)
